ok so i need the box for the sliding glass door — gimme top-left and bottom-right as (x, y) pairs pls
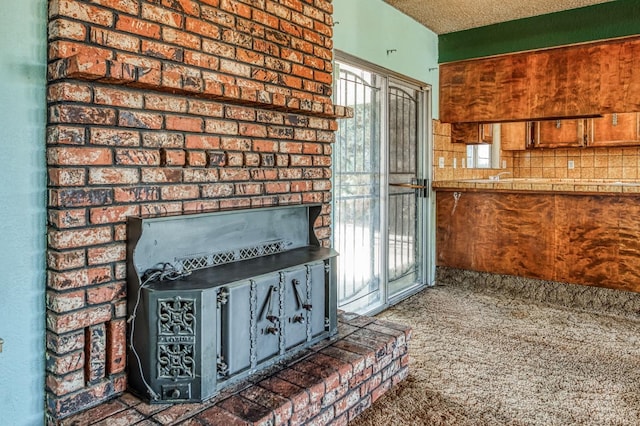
(333, 58), (430, 314)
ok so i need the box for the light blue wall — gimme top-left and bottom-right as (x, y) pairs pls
(0, 0), (47, 424)
(332, 0), (439, 117)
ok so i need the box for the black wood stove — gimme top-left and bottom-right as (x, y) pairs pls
(126, 204), (338, 403)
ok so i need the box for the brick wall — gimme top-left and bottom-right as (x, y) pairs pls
(45, 0), (349, 420)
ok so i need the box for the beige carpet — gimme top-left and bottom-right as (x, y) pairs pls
(351, 275), (640, 426)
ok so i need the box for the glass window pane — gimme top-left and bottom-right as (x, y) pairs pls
(466, 144), (492, 169)
(333, 62), (383, 312)
(466, 145), (475, 168)
(476, 144), (491, 168)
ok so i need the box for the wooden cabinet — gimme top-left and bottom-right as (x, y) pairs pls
(452, 115), (640, 150)
(481, 123), (493, 144)
(435, 190), (640, 293)
(500, 122), (531, 151)
(532, 119), (585, 148)
(440, 35), (640, 123)
(451, 123), (493, 144)
(587, 113), (640, 147)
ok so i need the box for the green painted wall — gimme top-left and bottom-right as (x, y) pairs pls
(0, 0), (47, 424)
(440, 0), (640, 63)
(333, 0), (440, 116)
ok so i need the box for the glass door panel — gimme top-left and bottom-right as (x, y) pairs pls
(333, 62), (384, 313)
(387, 82), (425, 299)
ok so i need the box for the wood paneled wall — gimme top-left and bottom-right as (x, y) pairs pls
(436, 190), (640, 292)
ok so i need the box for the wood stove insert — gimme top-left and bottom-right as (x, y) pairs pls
(126, 204), (338, 404)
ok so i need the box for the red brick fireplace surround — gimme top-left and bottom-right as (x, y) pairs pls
(44, 0), (379, 422)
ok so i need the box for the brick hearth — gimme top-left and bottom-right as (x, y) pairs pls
(57, 312), (411, 425)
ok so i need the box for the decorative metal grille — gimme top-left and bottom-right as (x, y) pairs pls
(180, 256), (209, 272)
(212, 251), (236, 265)
(158, 298), (195, 335)
(216, 354), (229, 379)
(157, 297), (196, 379)
(177, 240), (288, 273)
(158, 343), (195, 379)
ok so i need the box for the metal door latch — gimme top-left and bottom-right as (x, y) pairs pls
(0, 338), (4, 353)
(265, 326), (278, 335)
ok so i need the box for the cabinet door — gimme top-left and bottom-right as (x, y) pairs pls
(500, 122), (531, 150)
(588, 113), (640, 147)
(451, 123), (493, 144)
(480, 123), (493, 143)
(534, 119), (585, 148)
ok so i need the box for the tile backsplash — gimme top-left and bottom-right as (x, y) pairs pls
(513, 147), (640, 180)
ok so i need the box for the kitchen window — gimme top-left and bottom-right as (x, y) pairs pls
(466, 144), (492, 168)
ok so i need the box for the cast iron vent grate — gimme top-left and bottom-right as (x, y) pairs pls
(177, 240), (288, 273)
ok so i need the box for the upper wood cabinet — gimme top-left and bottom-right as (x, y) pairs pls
(500, 122), (531, 151)
(451, 123), (493, 144)
(587, 113), (640, 147)
(440, 35), (640, 123)
(450, 116), (640, 149)
(532, 119), (585, 149)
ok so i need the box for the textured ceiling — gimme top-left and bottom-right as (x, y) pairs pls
(383, 0), (615, 34)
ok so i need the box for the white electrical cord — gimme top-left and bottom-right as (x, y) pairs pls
(452, 191), (462, 215)
(128, 263), (191, 401)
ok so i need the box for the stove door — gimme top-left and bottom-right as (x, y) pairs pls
(282, 266), (308, 350)
(219, 281), (251, 378)
(308, 261), (327, 339)
(255, 273), (281, 363)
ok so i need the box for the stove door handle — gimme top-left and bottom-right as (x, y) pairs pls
(292, 279), (304, 310)
(259, 285), (278, 322)
(292, 279), (312, 311)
